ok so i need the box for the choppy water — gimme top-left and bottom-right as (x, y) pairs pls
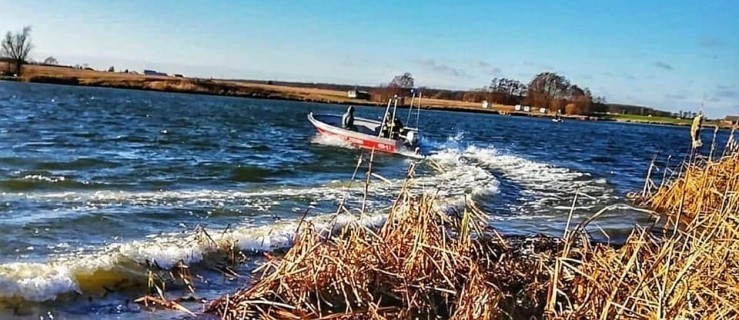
(0, 81), (730, 319)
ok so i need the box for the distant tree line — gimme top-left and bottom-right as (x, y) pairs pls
(363, 71), (613, 115)
(462, 72), (610, 115)
(0, 23), (675, 117)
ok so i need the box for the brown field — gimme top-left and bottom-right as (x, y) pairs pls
(2, 63), (512, 113)
(10, 64), (725, 128)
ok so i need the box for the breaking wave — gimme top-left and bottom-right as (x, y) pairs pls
(0, 140), (615, 303)
(0, 142), (500, 302)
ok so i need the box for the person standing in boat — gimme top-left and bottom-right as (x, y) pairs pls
(391, 116), (404, 139)
(380, 114), (391, 138)
(342, 106), (357, 131)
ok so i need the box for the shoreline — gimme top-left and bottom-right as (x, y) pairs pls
(4, 65), (730, 129)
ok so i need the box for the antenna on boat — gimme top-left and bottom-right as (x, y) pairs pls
(391, 95), (398, 124)
(404, 88), (422, 130)
(407, 89), (416, 124)
(415, 90), (422, 128)
(378, 95), (395, 138)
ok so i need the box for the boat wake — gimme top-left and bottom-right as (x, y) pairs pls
(309, 133), (357, 150)
(0, 135), (616, 304)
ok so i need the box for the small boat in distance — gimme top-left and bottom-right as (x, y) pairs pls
(308, 93), (424, 159)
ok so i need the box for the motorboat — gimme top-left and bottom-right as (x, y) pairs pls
(308, 94), (424, 159)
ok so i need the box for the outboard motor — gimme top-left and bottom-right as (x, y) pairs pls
(405, 130), (419, 146)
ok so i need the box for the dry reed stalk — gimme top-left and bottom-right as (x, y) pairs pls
(204, 134), (739, 319)
(550, 148), (739, 319)
(205, 157), (565, 319)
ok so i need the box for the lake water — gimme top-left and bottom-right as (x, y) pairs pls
(0, 81), (729, 319)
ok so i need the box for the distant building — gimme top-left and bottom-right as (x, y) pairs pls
(174, 74), (184, 78)
(481, 100), (489, 109)
(724, 115), (739, 126)
(143, 69), (168, 76)
(347, 89), (370, 100)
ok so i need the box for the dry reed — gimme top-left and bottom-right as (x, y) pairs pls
(204, 132), (738, 319)
(549, 140), (739, 318)
(204, 163), (568, 319)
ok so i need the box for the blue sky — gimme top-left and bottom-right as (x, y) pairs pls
(1, 0), (737, 117)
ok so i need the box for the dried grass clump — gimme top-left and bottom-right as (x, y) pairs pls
(205, 186), (564, 319)
(638, 151), (738, 223)
(205, 190), (473, 319)
(549, 148), (739, 319)
(205, 137), (739, 319)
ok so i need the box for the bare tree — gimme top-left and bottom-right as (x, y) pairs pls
(488, 78), (527, 105)
(1, 26), (33, 76)
(43, 56), (58, 65)
(389, 72), (414, 89)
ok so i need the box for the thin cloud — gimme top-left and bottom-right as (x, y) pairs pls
(521, 61), (555, 71)
(475, 60), (502, 76)
(699, 37), (725, 48)
(665, 93), (687, 100)
(653, 61), (674, 71)
(715, 89), (737, 99)
(602, 72), (615, 78)
(623, 73), (636, 80)
(708, 87), (738, 103)
(414, 58), (468, 78)
(580, 74), (594, 80)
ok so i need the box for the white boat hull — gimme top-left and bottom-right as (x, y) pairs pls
(308, 112), (422, 158)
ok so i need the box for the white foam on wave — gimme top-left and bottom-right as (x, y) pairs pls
(0, 211), (387, 302)
(310, 133), (357, 149)
(0, 141), (502, 302)
(0, 263), (78, 302)
(1, 137), (612, 303)
(449, 145), (613, 210)
(21, 175), (66, 183)
(422, 147), (499, 198)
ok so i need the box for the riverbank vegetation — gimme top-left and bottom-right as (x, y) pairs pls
(201, 138), (738, 319)
(3, 24), (712, 122)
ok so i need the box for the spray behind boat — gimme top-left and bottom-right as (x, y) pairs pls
(378, 89), (423, 152)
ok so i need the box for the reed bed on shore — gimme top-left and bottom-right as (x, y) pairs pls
(204, 143), (738, 319)
(549, 139), (739, 319)
(204, 158), (572, 319)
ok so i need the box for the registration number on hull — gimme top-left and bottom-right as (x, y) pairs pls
(317, 128), (397, 153)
